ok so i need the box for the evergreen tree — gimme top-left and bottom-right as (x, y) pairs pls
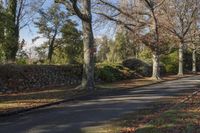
(34, 4), (68, 64)
(60, 21), (83, 64)
(0, 1), (5, 44)
(0, 1), (5, 62)
(3, 0), (18, 63)
(96, 36), (110, 62)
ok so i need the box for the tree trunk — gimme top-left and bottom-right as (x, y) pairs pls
(47, 30), (57, 64)
(178, 42), (184, 76)
(81, 0), (95, 91)
(151, 51), (161, 80)
(192, 49), (196, 73)
(47, 42), (54, 64)
(150, 6), (160, 80)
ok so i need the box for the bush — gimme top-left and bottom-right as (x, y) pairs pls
(95, 63), (136, 82)
(122, 58), (151, 76)
(138, 48), (152, 63)
(161, 52), (178, 74)
(123, 58), (167, 76)
(16, 58), (28, 65)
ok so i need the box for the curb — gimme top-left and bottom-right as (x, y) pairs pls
(0, 74), (198, 117)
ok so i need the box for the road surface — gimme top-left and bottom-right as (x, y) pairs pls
(0, 75), (200, 133)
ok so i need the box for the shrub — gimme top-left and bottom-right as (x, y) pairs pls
(16, 58), (28, 65)
(95, 63), (136, 82)
(122, 58), (151, 76)
(161, 52), (178, 74)
(138, 48), (152, 63)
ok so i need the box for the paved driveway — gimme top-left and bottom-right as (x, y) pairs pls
(0, 75), (200, 133)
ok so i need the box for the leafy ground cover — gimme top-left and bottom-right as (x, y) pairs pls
(133, 91), (200, 133)
(95, 90), (200, 133)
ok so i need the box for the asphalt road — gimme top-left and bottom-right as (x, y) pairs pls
(0, 75), (200, 133)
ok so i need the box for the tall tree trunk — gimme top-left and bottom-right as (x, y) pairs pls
(151, 7), (161, 80)
(47, 42), (54, 64)
(151, 51), (160, 80)
(81, 0), (95, 91)
(56, 0), (95, 91)
(47, 30), (57, 64)
(192, 49), (196, 73)
(178, 42), (184, 76)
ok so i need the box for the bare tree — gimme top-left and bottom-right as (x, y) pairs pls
(95, 0), (166, 80)
(142, 0), (166, 80)
(162, 0), (198, 76)
(187, 20), (200, 73)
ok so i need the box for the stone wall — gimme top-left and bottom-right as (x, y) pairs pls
(0, 64), (82, 93)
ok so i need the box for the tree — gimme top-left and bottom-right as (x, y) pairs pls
(0, 1), (5, 62)
(34, 4), (68, 64)
(2, 0), (47, 63)
(34, 45), (47, 64)
(16, 39), (29, 64)
(114, 32), (129, 62)
(56, 0), (95, 91)
(4, 0), (18, 63)
(0, 1), (4, 43)
(96, 0), (166, 80)
(188, 21), (200, 73)
(0, 1), (5, 43)
(96, 36), (111, 62)
(33, 20), (83, 65)
(162, 0), (198, 76)
(141, 0), (166, 80)
(58, 21), (83, 64)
